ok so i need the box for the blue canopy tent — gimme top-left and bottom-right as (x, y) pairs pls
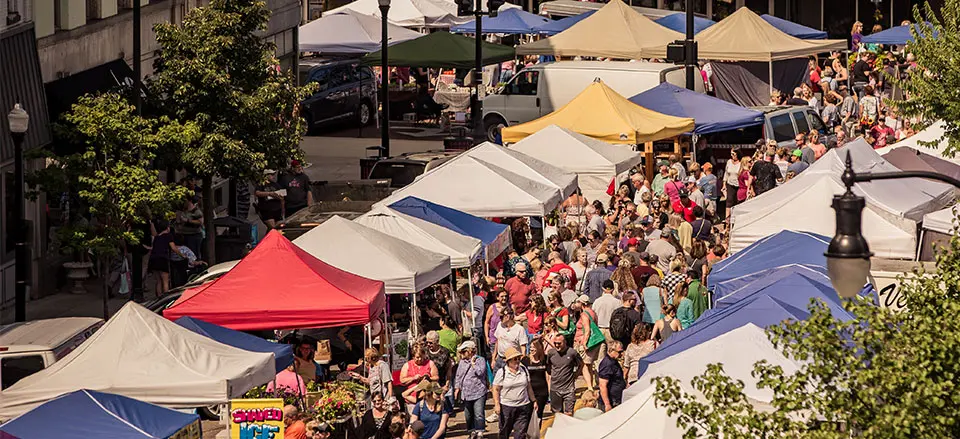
(700, 268), (843, 322)
(760, 14), (827, 39)
(0, 389), (200, 439)
(388, 196), (512, 264)
(452, 8), (552, 35)
(629, 82), (763, 134)
(637, 272), (856, 375)
(175, 316), (294, 373)
(862, 22), (936, 45)
(654, 13), (715, 34)
(532, 11), (594, 35)
(708, 230), (829, 300)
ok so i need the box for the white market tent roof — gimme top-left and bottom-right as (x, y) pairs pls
(0, 302), (275, 420)
(354, 205), (483, 268)
(546, 386), (685, 439)
(509, 125), (641, 204)
(327, 0), (459, 28)
(293, 215), (451, 294)
(922, 206), (958, 235)
(299, 11), (424, 54)
(623, 323), (803, 404)
(376, 142), (578, 217)
(874, 121), (960, 164)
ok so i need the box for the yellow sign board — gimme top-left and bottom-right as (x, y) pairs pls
(229, 398), (285, 439)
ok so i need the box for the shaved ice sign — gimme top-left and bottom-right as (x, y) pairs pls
(229, 398), (285, 439)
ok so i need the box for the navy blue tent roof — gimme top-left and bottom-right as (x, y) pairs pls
(638, 270), (855, 374)
(452, 8), (552, 35)
(388, 196), (511, 257)
(532, 11), (595, 35)
(629, 82), (763, 134)
(175, 316), (294, 373)
(760, 14), (827, 39)
(0, 389), (199, 439)
(862, 22), (936, 45)
(708, 230), (829, 300)
(654, 13), (715, 34)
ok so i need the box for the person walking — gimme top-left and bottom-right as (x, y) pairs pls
(409, 381), (452, 439)
(280, 159), (314, 217)
(737, 157), (754, 202)
(652, 304), (682, 343)
(674, 282), (695, 329)
(608, 291), (643, 348)
(592, 280), (621, 343)
(352, 348), (393, 400)
(399, 344), (440, 409)
(525, 295), (549, 343)
(522, 338), (550, 421)
(641, 275), (664, 327)
(545, 333), (583, 416)
(493, 309), (528, 375)
(255, 169), (284, 229)
(492, 348), (536, 439)
(598, 340), (627, 411)
(174, 196), (204, 259)
(485, 289), (510, 361)
(147, 220), (187, 296)
(622, 325), (657, 385)
(453, 341), (489, 439)
(424, 331), (453, 390)
(504, 262), (536, 318)
(574, 295), (604, 391)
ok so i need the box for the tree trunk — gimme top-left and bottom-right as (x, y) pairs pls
(203, 175), (217, 265)
(102, 256), (110, 320)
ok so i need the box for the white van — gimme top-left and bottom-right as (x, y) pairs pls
(0, 317), (103, 390)
(481, 61), (704, 141)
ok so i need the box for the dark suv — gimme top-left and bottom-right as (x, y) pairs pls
(299, 59), (377, 131)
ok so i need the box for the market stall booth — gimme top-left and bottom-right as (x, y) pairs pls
(0, 389), (202, 439)
(509, 125), (641, 203)
(546, 386), (685, 439)
(164, 230), (386, 331)
(759, 14), (827, 39)
(644, 7), (846, 106)
(516, 0), (681, 59)
(920, 207), (959, 261)
(729, 140), (955, 259)
(653, 12), (714, 34)
(532, 10), (594, 35)
(355, 205), (483, 269)
(299, 10), (424, 54)
(874, 122), (960, 164)
(862, 22), (936, 45)
(500, 80), (694, 145)
(375, 142), (578, 217)
(361, 31), (516, 69)
(881, 146), (960, 183)
(0, 302), (275, 419)
(708, 230), (829, 299)
(175, 317), (294, 372)
(387, 196), (512, 266)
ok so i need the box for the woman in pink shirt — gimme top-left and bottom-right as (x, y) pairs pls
(266, 365), (307, 396)
(808, 131), (827, 159)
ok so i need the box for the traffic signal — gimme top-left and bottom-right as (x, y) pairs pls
(487, 0), (504, 17)
(457, 0), (473, 16)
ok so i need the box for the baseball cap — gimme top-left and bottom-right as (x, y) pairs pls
(596, 252), (609, 263)
(639, 215), (652, 225)
(627, 237), (639, 246)
(685, 176), (697, 184)
(638, 251), (650, 262)
(263, 169), (277, 175)
(576, 294), (591, 304)
(792, 149), (803, 157)
(678, 188), (690, 198)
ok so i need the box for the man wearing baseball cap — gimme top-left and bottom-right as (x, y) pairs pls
(671, 188), (698, 222)
(280, 159), (313, 217)
(788, 148), (809, 175)
(685, 175), (705, 209)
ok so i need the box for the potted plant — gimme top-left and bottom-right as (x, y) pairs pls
(56, 221), (95, 294)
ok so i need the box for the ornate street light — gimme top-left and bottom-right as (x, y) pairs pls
(7, 103), (29, 322)
(379, 0), (391, 158)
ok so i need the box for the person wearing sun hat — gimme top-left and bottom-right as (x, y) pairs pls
(493, 347), (536, 439)
(454, 340), (489, 439)
(408, 380), (452, 439)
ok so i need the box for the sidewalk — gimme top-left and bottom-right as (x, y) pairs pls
(1, 277), (130, 323)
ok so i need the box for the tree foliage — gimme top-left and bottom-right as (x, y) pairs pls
(893, 0), (960, 158)
(30, 93), (190, 256)
(653, 220), (960, 438)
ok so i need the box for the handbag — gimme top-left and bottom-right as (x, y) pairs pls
(585, 312), (606, 350)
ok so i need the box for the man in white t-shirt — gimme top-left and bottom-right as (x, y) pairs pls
(592, 280), (621, 343)
(630, 174), (650, 205)
(493, 309), (528, 372)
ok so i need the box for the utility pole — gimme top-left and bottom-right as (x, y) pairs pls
(131, 0), (145, 303)
(685, 0), (696, 91)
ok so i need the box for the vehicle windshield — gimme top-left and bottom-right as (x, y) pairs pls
(2, 355), (45, 390)
(368, 162), (427, 187)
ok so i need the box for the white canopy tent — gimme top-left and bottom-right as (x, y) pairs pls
(923, 206), (957, 235)
(509, 125), (641, 204)
(354, 205), (482, 268)
(546, 386), (686, 439)
(0, 302), (275, 420)
(919, 206), (958, 260)
(299, 11), (424, 54)
(327, 0), (459, 28)
(376, 143), (578, 217)
(294, 215), (451, 295)
(623, 324), (802, 403)
(875, 121), (960, 164)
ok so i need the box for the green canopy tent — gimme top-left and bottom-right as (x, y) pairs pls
(362, 31), (516, 69)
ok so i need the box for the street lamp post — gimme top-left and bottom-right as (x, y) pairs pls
(379, 0), (391, 158)
(472, 0), (485, 144)
(827, 151), (960, 298)
(7, 104), (29, 322)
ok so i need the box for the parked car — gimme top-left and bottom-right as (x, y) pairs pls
(142, 259), (240, 314)
(367, 150), (462, 188)
(482, 61), (704, 142)
(299, 59), (377, 132)
(0, 317), (104, 390)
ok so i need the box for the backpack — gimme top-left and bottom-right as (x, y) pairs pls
(609, 307), (632, 341)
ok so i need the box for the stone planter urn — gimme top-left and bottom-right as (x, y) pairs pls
(64, 261), (94, 294)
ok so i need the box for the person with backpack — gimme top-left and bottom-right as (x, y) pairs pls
(492, 348), (536, 439)
(608, 291), (643, 348)
(592, 280), (621, 343)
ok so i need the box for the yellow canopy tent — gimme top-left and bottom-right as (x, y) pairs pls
(515, 0), (681, 59)
(500, 80), (695, 145)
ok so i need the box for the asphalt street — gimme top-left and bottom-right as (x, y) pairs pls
(300, 124), (446, 181)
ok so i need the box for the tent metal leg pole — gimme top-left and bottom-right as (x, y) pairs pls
(411, 293), (419, 340)
(916, 230), (925, 262)
(768, 61), (774, 97)
(468, 267), (476, 332)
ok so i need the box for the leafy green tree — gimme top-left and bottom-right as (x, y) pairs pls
(29, 93), (190, 315)
(652, 223), (960, 438)
(893, 0), (960, 158)
(150, 0), (315, 262)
